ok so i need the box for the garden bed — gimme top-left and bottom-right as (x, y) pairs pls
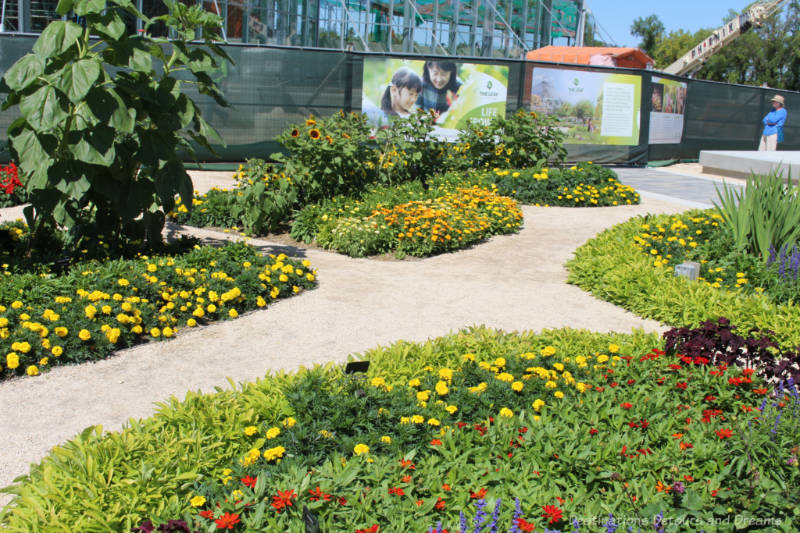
(1, 327), (796, 532)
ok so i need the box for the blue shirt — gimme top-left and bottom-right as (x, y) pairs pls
(762, 107), (787, 136)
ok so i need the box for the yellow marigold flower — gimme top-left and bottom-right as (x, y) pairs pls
(445, 405), (458, 414)
(283, 417), (296, 428)
(6, 352), (19, 369)
(187, 318), (197, 327)
(438, 368), (453, 381)
(410, 414), (424, 424)
(193, 307), (205, 318)
(26, 365), (39, 376)
(496, 372), (514, 382)
(105, 328), (121, 344)
(266, 427), (281, 439)
(469, 382), (488, 394)
(118, 279), (129, 287)
(416, 390), (430, 402)
(428, 417), (441, 426)
(532, 399), (545, 411)
(371, 376), (386, 388)
(51, 346), (63, 357)
(207, 304), (217, 313)
(462, 353), (475, 361)
(541, 346), (556, 356)
(494, 357), (506, 367)
(84, 305), (97, 319)
(511, 381), (524, 392)
(14, 341), (31, 353)
(78, 329), (91, 341)
(263, 445), (286, 462)
(400, 416), (410, 424)
(190, 495), (206, 507)
(554, 390), (565, 399)
(381, 435), (392, 444)
(256, 296), (266, 307)
(408, 378), (421, 387)
(163, 327), (174, 338)
(553, 363), (564, 372)
(101, 305), (111, 315)
(353, 443), (369, 456)
(435, 380), (449, 396)
(597, 354), (609, 364)
(499, 407), (514, 418)
(244, 426), (258, 436)
(608, 344), (620, 353)
(11, 301), (23, 309)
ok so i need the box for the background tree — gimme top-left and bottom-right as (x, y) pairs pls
(583, 17), (608, 47)
(651, 28), (713, 69)
(630, 14), (664, 56)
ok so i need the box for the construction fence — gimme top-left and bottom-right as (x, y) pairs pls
(0, 34), (799, 165)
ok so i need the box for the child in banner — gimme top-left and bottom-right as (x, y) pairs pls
(380, 67), (423, 118)
(416, 61), (461, 116)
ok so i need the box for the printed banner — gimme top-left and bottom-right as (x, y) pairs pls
(362, 58), (508, 141)
(529, 66), (642, 146)
(649, 76), (688, 144)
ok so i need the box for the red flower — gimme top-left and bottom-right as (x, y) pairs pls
(401, 475), (412, 483)
(684, 475), (694, 482)
(241, 475), (257, 489)
(705, 395), (717, 402)
(589, 428), (598, 435)
(711, 489), (719, 497)
(214, 512), (241, 530)
(668, 364), (682, 370)
(308, 486), (331, 501)
(742, 368), (755, 376)
(516, 518), (536, 531)
(621, 402), (633, 409)
(338, 496), (348, 506)
(388, 486), (405, 496)
(753, 388), (768, 395)
(470, 488), (487, 499)
(356, 525), (379, 533)
(430, 439), (443, 446)
(442, 484), (451, 491)
(457, 422), (468, 429)
(434, 497), (446, 510)
(676, 382), (688, 390)
(627, 379), (636, 385)
(715, 428), (733, 439)
(199, 510), (214, 519)
(541, 504), (563, 524)
(474, 424), (488, 436)
(416, 499), (424, 506)
(271, 489), (297, 511)
(399, 459), (415, 470)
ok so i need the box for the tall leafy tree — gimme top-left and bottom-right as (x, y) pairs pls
(651, 28), (713, 70)
(630, 14), (664, 56)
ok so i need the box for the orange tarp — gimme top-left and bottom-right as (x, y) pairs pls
(526, 46), (655, 70)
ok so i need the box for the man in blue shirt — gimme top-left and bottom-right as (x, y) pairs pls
(759, 94), (787, 151)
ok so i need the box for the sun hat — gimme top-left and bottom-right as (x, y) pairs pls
(771, 94), (785, 105)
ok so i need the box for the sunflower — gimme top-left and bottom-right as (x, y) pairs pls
(309, 128), (321, 139)
(306, 118), (316, 126)
(290, 128), (300, 137)
(325, 135), (333, 144)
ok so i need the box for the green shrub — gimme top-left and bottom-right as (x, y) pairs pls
(451, 109), (567, 170)
(714, 171), (800, 261)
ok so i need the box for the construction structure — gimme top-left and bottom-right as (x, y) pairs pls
(526, 46), (654, 69)
(0, 0), (582, 57)
(663, 0), (786, 76)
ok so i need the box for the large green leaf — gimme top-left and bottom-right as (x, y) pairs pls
(9, 129), (54, 182)
(55, 0), (75, 14)
(3, 54), (45, 91)
(91, 12), (127, 41)
(129, 47), (153, 72)
(69, 126), (116, 166)
(73, 0), (107, 16)
(32, 21), (84, 58)
(59, 58), (102, 104)
(19, 85), (70, 131)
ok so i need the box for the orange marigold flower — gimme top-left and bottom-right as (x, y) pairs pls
(214, 512), (241, 529)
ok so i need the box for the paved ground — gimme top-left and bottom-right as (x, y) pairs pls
(0, 165), (725, 508)
(614, 165), (744, 209)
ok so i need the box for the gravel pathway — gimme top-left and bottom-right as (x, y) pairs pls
(0, 173), (690, 508)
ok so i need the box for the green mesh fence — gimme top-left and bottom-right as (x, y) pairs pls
(0, 34), (798, 166)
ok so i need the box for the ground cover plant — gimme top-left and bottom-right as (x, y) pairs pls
(2, 326), (797, 532)
(567, 210), (800, 350)
(0, 222), (317, 380)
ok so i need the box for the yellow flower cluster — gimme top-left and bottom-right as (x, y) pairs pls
(555, 181), (638, 206)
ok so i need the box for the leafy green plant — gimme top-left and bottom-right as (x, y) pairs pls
(453, 110), (567, 170)
(714, 171), (800, 262)
(2, 0), (230, 248)
(373, 110), (447, 188)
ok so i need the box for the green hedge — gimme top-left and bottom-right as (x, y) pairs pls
(566, 212), (800, 349)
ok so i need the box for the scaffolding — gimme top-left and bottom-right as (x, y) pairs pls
(0, 0), (582, 57)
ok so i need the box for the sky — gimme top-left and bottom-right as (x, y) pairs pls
(581, 0), (756, 48)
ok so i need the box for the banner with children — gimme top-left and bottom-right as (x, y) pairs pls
(361, 58), (509, 141)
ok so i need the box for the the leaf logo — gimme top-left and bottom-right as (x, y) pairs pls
(487, 81), (493, 89)
(573, 78), (579, 86)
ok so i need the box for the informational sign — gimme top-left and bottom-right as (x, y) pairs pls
(528, 66), (642, 146)
(649, 76), (688, 144)
(361, 58), (508, 141)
